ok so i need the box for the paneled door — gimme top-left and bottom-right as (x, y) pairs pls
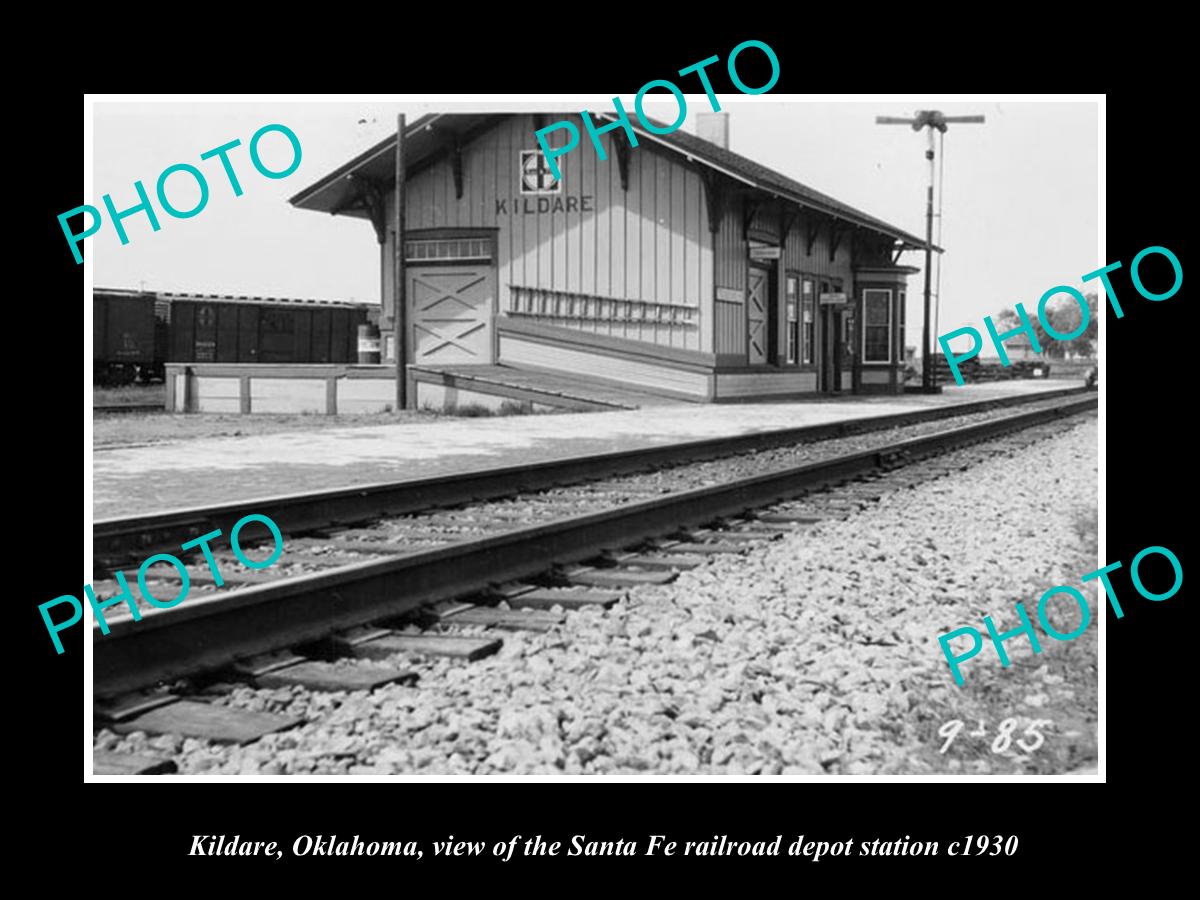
(822, 306), (844, 392)
(408, 266), (496, 365)
(747, 265), (769, 365)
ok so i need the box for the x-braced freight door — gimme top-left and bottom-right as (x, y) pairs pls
(747, 265), (769, 365)
(408, 266), (496, 365)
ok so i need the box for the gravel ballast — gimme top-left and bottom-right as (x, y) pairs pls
(96, 415), (1098, 775)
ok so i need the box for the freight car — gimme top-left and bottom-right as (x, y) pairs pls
(93, 289), (161, 384)
(92, 288), (378, 384)
(162, 292), (370, 365)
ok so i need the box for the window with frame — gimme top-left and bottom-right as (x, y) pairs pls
(785, 275), (799, 364)
(801, 278), (815, 364)
(863, 289), (892, 363)
(405, 237), (494, 263)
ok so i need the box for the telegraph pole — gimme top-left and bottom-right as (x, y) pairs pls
(921, 125), (936, 392)
(876, 110), (984, 392)
(394, 114), (407, 411)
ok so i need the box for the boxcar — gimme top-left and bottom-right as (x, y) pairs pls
(93, 289), (158, 384)
(164, 295), (368, 364)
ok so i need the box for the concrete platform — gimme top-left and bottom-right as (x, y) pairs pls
(92, 380), (1080, 519)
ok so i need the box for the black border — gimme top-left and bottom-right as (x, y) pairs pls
(24, 26), (1189, 878)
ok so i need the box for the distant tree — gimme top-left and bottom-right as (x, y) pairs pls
(993, 306), (1057, 358)
(1060, 292), (1098, 358)
(992, 292), (1096, 359)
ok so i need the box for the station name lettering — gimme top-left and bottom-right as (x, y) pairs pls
(496, 195), (594, 215)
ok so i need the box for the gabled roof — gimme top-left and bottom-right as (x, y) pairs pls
(290, 112), (936, 252)
(288, 113), (467, 215)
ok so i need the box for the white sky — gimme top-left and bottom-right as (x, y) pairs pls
(91, 98), (1098, 352)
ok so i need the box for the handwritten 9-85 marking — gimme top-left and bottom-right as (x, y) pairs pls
(938, 718), (1053, 754)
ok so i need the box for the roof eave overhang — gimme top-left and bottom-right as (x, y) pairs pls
(289, 113), (454, 215)
(594, 112), (935, 250)
(855, 265), (923, 275)
(895, 241), (945, 255)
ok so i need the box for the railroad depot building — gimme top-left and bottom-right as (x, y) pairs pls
(276, 111), (926, 411)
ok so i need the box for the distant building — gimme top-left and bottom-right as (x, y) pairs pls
(1004, 334), (1040, 362)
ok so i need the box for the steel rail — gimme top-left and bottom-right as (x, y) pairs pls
(94, 385), (1091, 562)
(94, 395), (1096, 699)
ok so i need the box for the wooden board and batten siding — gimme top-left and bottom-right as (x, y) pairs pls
(289, 111), (920, 407)
(381, 115), (713, 362)
(713, 203), (747, 358)
(711, 199), (857, 398)
(713, 205), (856, 345)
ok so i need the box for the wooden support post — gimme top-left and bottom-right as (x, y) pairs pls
(829, 224), (845, 262)
(183, 365), (194, 413)
(615, 137), (631, 192)
(779, 201), (799, 243)
(353, 175), (387, 245)
(394, 114), (407, 412)
(805, 220), (820, 256)
(742, 199), (760, 242)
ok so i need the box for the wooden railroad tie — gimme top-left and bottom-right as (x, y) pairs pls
(315, 538), (434, 556)
(502, 584), (627, 609)
(230, 651), (418, 692)
(755, 512), (825, 525)
(611, 553), (704, 571)
(717, 526), (785, 539)
(328, 626), (502, 662)
(437, 605), (566, 631)
(93, 750), (178, 776)
(105, 698), (303, 744)
(665, 541), (749, 555)
(565, 568), (676, 588)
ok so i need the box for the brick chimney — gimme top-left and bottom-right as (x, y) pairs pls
(696, 112), (730, 149)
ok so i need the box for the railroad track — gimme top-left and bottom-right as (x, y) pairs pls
(93, 394), (1096, 773)
(96, 385), (1089, 562)
(93, 402), (164, 415)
